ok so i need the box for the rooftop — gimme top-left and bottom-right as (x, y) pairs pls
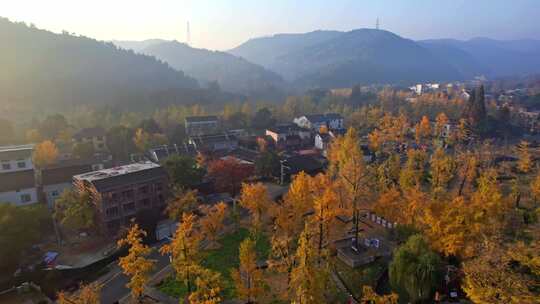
(267, 124), (304, 134)
(304, 113), (343, 123)
(0, 144), (35, 161)
(74, 161), (167, 191)
(0, 144), (35, 153)
(185, 115), (219, 123)
(74, 161), (161, 182)
(73, 127), (106, 140)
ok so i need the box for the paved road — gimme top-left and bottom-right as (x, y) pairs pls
(98, 242), (171, 304)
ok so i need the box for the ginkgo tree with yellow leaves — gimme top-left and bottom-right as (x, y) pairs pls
(117, 223), (155, 302)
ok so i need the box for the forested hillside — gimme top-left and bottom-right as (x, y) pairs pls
(0, 18), (240, 112)
(139, 40), (287, 98)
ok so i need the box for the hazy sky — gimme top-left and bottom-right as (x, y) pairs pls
(3, 0), (540, 50)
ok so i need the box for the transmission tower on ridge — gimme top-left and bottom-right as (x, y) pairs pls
(186, 21), (191, 45)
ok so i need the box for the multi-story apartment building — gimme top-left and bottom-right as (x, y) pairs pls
(0, 145), (38, 206)
(73, 162), (169, 235)
(0, 144), (34, 173)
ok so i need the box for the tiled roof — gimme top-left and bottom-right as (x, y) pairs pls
(185, 116), (219, 123)
(73, 127), (106, 140)
(267, 124), (303, 134)
(304, 113), (343, 123)
(282, 155), (325, 175)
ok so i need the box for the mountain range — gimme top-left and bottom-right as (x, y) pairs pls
(2, 15), (540, 114)
(114, 40), (286, 98)
(0, 18), (239, 113)
(231, 29), (540, 88)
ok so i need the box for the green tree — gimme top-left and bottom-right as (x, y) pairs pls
(54, 190), (96, 231)
(162, 155), (205, 189)
(106, 126), (136, 162)
(255, 150), (280, 178)
(251, 107), (276, 130)
(389, 234), (442, 303)
(72, 141), (96, 159)
(40, 114), (69, 139)
(0, 204), (46, 273)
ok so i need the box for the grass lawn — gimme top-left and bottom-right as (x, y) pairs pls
(157, 228), (270, 300)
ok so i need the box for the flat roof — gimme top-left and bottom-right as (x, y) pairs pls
(74, 161), (161, 182)
(0, 144), (35, 153)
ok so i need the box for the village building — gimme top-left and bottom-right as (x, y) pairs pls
(185, 115), (220, 136)
(293, 113), (344, 131)
(188, 132), (238, 152)
(73, 162), (169, 234)
(0, 145), (38, 206)
(73, 127), (107, 152)
(39, 160), (93, 208)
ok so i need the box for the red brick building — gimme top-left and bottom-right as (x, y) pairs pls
(73, 162), (169, 235)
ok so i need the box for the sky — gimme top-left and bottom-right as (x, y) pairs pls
(3, 0), (540, 50)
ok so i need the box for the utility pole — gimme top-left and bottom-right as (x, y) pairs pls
(186, 21), (191, 46)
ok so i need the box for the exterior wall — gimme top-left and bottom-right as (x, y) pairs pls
(43, 182), (72, 209)
(328, 119), (344, 130)
(0, 157), (33, 173)
(186, 121), (219, 136)
(75, 136), (107, 152)
(265, 130), (286, 143)
(293, 117), (311, 129)
(76, 177), (169, 235)
(0, 187), (38, 206)
(298, 130), (312, 140)
(314, 135), (325, 150)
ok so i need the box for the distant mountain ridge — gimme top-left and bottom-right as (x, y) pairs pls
(231, 29), (462, 87)
(0, 17), (244, 112)
(230, 29), (540, 88)
(419, 38), (540, 77)
(122, 40), (287, 98)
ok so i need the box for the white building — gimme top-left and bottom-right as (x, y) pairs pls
(0, 144), (34, 173)
(0, 170), (38, 206)
(293, 113), (344, 131)
(0, 145), (38, 206)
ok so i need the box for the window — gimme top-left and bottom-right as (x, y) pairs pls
(122, 190), (134, 199)
(51, 190), (59, 197)
(106, 207), (119, 217)
(123, 202), (135, 211)
(139, 186), (149, 194)
(17, 161), (26, 169)
(155, 183), (163, 191)
(20, 194), (32, 203)
(2, 162), (11, 171)
(112, 193), (119, 201)
(140, 199), (150, 207)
